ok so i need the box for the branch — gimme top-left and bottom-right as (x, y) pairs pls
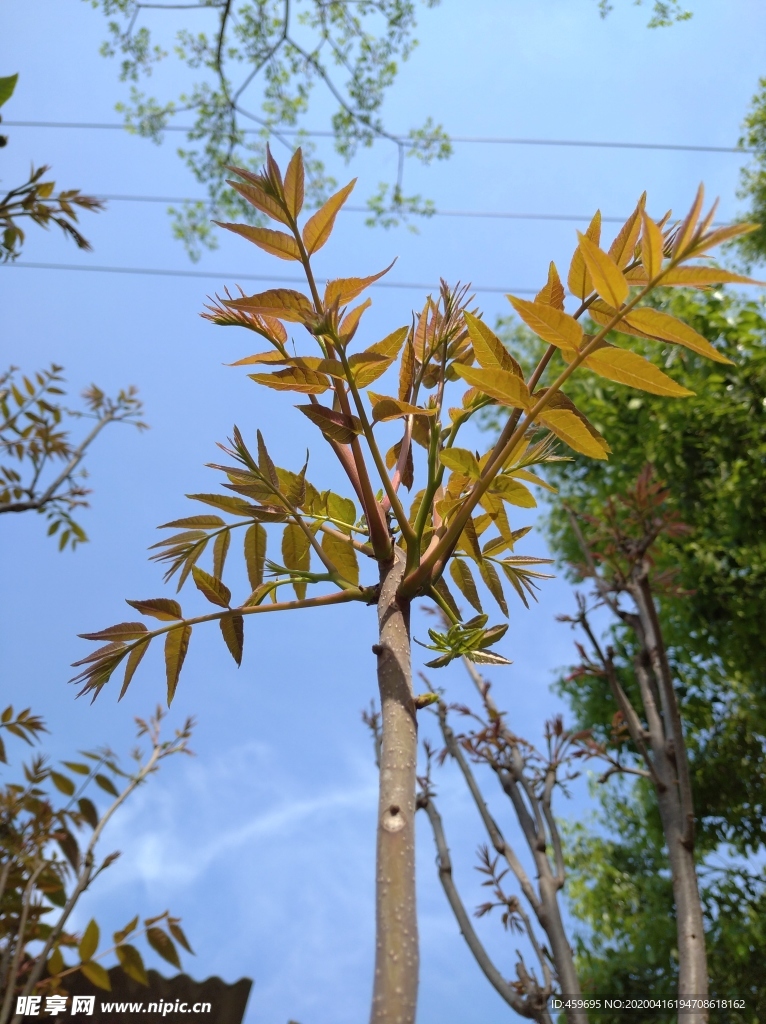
(437, 704), (542, 916)
(576, 605), (664, 793)
(630, 568), (695, 847)
(419, 794), (545, 1019)
(0, 410), (115, 515)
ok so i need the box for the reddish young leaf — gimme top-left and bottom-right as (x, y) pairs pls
(220, 612), (244, 666)
(224, 288), (315, 324)
(535, 262), (566, 309)
(283, 148), (305, 218)
(165, 625), (192, 705)
(324, 260), (397, 306)
(568, 210), (602, 299)
(302, 180), (356, 254)
(191, 566), (231, 608)
(215, 222), (301, 261)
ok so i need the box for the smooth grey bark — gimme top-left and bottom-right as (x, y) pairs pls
(569, 505), (709, 1022)
(370, 546), (419, 1024)
(629, 569), (708, 1016)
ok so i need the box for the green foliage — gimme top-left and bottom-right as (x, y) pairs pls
(84, 0), (450, 258)
(738, 78), (766, 268)
(0, 366), (146, 548)
(0, 72), (18, 109)
(495, 287), (766, 1005)
(564, 788), (678, 1016)
(547, 288), (766, 734)
(0, 708), (192, 1015)
(565, 787), (766, 1021)
(597, 0), (693, 28)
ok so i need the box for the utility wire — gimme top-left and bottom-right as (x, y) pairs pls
(3, 121), (753, 155)
(77, 193), (731, 227)
(3, 261), (537, 295)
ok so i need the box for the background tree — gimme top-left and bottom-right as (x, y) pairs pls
(71, 148), (749, 1023)
(737, 80), (766, 269)
(1, 72), (146, 547)
(0, 706), (193, 1024)
(83, 0), (450, 258)
(489, 286), (766, 1016)
(597, 0), (692, 29)
(81, 0), (702, 261)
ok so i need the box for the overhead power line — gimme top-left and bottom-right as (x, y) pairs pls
(3, 261), (537, 295)
(3, 120), (753, 155)
(81, 193), (731, 227)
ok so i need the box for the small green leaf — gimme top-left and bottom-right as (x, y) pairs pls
(94, 773), (119, 797)
(168, 920), (194, 954)
(244, 523), (267, 589)
(47, 946), (65, 977)
(321, 532), (359, 585)
(439, 448), (481, 479)
(116, 943), (149, 986)
(0, 74), (18, 108)
(432, 577), (461, 620)
(114, 916), (139, 945)
(191, 565), (231, 608)
(479, 560), (508, 617)
(449, 559), (483, 614)
(78, 797), (99, 830)
(80, 961), (111, 991)
(79, 919), (100, 963)
(49, 771), (76, 796)
(282, 523), (310, 598)
(324, 493), (357, 533)
(146, 927), (181, 969)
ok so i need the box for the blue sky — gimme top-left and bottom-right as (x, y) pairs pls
(2, 1), (766, 1021)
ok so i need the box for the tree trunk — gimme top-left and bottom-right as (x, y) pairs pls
(370, 546), (419, 1024)
(655, 789), (708, 1020)
(537, 880), (587, 1024)
(630, 569), (708, 1022)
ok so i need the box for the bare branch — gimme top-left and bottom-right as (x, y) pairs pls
(420, 793), (549, 1020)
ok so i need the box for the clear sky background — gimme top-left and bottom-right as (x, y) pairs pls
(2, 1), (765, 1021)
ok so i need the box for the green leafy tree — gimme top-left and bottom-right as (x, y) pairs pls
(83, 0), (450, 258)
(737, 79), (766, 268)
(0, 707), (193, 1024)
(510, 287), (766, 1014)
(73, 149), (751, 1023)
(1, 73), (147, 547)
(597, 0), (692, 28)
